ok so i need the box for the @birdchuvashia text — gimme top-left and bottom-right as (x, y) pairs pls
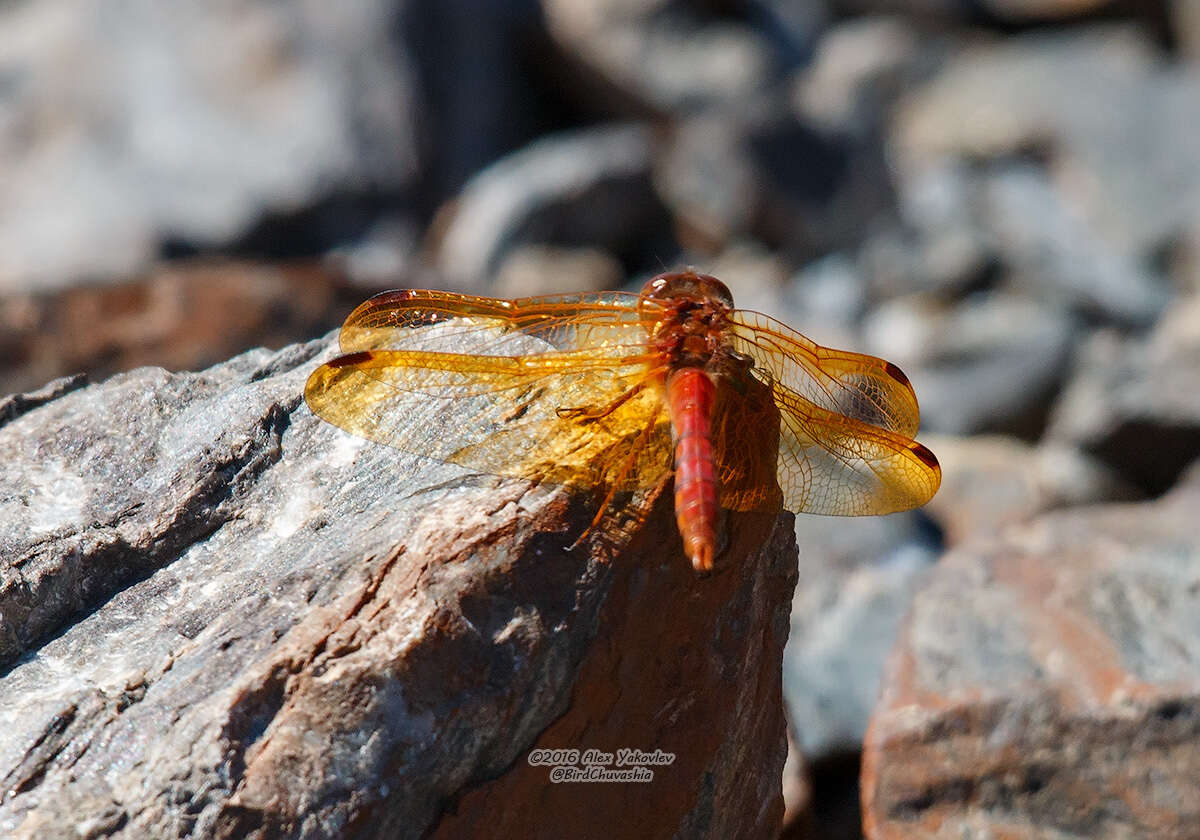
(527, 747), (676, 783)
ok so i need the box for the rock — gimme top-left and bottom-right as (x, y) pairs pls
(432, 124), (670, 286)
(785, 253), (867, 351)
(0, 336), (798, 838)
(792, 16), (923, 136)
(493, 245), (624, 299)
(541, 0), (805, 113)
(869, 158), (1169, 325)
(1173, 0), (1200, 59)
(1046, 296), (1200, 495)
(0, 260), (355, 398)
(893, 27), (1200, 264)
(862, 468), (1200, 840)
(863, 160), (992, 299)
(781, 721), (815, 839)
(784, 511), (940, 760)
(657, 104), (893, 260)
(977, 163), (1168, 326)
(861, 293), (1077, 437)
(0, 0), (421, 292)
(920, 434), (1138, 547)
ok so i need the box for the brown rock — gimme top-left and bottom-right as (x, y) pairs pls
(431, 504), (797, 840)
(862, 470), (1200, 840)
(781, 721), (815, 838)
(0, 335), (797, 839)
(0, 259), (356, 397)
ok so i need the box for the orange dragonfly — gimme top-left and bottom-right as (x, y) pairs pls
(305, 270), (940, 574)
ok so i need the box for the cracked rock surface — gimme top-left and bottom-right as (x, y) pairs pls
(0, 337), (798, 839)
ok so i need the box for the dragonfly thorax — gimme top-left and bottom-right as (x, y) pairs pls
(639, 270), (736, 371)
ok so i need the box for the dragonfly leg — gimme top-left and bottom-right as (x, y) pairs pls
(568, 410), (663, 554)
(556, 379), (648, 423)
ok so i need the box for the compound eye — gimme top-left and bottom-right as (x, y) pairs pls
(639, 271), (735, 309)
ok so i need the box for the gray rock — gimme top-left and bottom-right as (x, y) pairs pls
(863, 468), (1200, 840)
(877, 157), (1168, 325)
(1047, 296), (1200, 495)
(542, 0), (806, 113)
(434, 125), (667, 286)
(784, 511), (939, 759)
(979, 163), (1169, 326)
(657, 103), (893, 260)
(868, 160), (992, 299)
(0, 0), (421, 292)
(921, 434), (1138, 547)
(792, 16), (925, 136)
(862, 293), (1077, 437)
(0, 336), (798, 838)
(894, 27), (1200, 267)
(492, 245), (624, 299)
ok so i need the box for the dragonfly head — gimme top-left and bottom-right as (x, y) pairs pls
(639, 270), (734, 312)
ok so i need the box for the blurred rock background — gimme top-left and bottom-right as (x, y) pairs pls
(3, 0), (1199, 837)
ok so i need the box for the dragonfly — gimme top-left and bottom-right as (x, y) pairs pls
(304, 270), (940, 574)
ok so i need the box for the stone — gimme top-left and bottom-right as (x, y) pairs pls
(862, 468), (1200, 839)
(0, 0), (421, 293)
(792, 16), (922, 135)
(493, 245), (624, 299)
(541, 0), (798, 113)
(433, 125), (669, 287)
(1046, 296), (1200, 495)
(894, 27), (1200, 263)
(0, 260), (354, 398)
(864, 160), (992, 299)
(0, 334), (798, 838)
(784, 511), (940, 760)
(657, 104), (893, 260)
(920, 434), (1138, 547)
(781, 720), (815, 838)
(977, 163), (1168, 326)
(861, 293), (1076, 437)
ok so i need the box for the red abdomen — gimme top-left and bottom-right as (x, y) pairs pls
(666, 368), (718, 573)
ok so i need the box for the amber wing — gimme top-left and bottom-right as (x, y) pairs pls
(304, 290), (675, 492)
(726, 310), (941, 516)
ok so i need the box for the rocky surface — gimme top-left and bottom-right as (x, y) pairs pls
(0, 339), (798, 839)
(862, 468), (1200, 840)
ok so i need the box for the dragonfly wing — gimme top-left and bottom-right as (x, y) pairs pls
(305, 342), (674, 493)
(729, 310), (921, 438)
(772, 381), (941, 515)
(338, 288), (655, 357)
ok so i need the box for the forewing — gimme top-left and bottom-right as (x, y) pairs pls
(772, 381), (941, 515)
(729, 310), (921, 437)
(306, 318), (673, 492)
(337, 288), (656, 358)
